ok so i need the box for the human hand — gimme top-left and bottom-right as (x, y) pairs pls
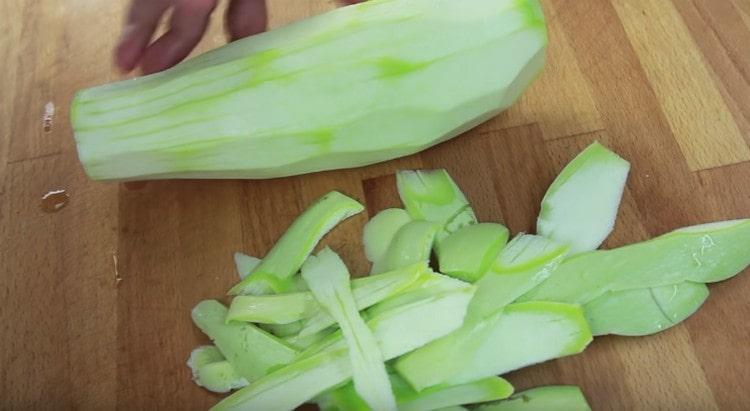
(115, 0), (362, 75)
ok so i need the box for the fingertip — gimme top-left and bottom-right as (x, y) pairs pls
(139, 0), (216, 74)
(139, 28), (205, 75)
(114, 29), (142, 73)
(139, 52), (166, 76)
(226, 0), (268, 41)
(139, 37), (186, 75)
(116, 0), (171, 73)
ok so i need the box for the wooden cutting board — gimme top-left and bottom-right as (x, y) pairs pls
(2, 0), (749, 409)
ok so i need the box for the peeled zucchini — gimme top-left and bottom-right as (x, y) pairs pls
(71, 0), (547, 180)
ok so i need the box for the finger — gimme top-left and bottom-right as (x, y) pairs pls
(115, 0), (169, 72)
(140, 0), (218, 74)
(226, 0), (268, 41)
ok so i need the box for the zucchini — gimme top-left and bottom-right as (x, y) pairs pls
(212, 285), (476, 410)
(229, 191), (363, 295)
(475, 386), (591, 411)
(436, 223), (510, 283)
(301, 248), (397, 411)
(395, 302), (592, 391)
(536, 142), (630, 254)
(520, 220), (750, 304)
(71, 0), (547, 181)
(191, 300), (298, 381)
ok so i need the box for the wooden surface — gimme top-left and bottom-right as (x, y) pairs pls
(1, 0), (750, 409)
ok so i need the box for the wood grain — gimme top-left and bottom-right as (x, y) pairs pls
(613, 0), (750, 171)
(489, 3), (605, 141)
(1, 0), (749, 409)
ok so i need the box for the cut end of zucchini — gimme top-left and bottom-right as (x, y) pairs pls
(537, 141), (630, 254)
(187, 345), (225, 379)
(370, 220), (438, 274)
(436, 223), (510, 282)
(195, 360), (251, 394)
(396, 169), (478, 242)
(233, 252), (261, 280)
(363, 208), (412, 263)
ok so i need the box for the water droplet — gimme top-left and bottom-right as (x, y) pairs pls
(40, 189), (69, 213)
(113, 252), (123, 286)
(42, 102), (55, 132)
(123, 181), (148, 191)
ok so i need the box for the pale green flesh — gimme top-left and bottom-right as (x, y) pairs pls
(536, 142), (630, 254)
(395, 301), (592, 391)
(188, 345), (225, 369)
(397, 170), (478, 242)
(261, 322), (303, 338)
(390, 236), (569, 389)
(520, 219), (750, 304)
(363, 208), (412, 263)
(234, 252), (261, 280)
(212, 348), (352, 411)
(493, 234), (569, 271)
(299, 284), (476, 360)
(395, 375), (513, 411)
(584, 282), (709, 336)
(196, 361), (250, 393)
(212, 286), (475, 410)
(319, 374), (513, 411)
(191, 300), (298, 381)
(475, 386), (591, 411)
(468, 235), (568, 320)
(301, 248), (396, 411)
(370, 220), (438, 274)
(229, 191), (363, 295)
(283, 328), (334, 350)
(317, 380), (372, 411)
(187, 346), (247, 393)
(300, 263), (425, 337)
(72, 0), (547, 181)
(365, 270), (471, 318)
(228, 292), (317, 324)
(436, 223), (510, 282)
(226, 263), (422, 326)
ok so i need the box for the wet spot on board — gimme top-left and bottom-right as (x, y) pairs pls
(40, 189), (69, 213)
(43, 102), (55, 132)
(113, 252), (122, 286)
